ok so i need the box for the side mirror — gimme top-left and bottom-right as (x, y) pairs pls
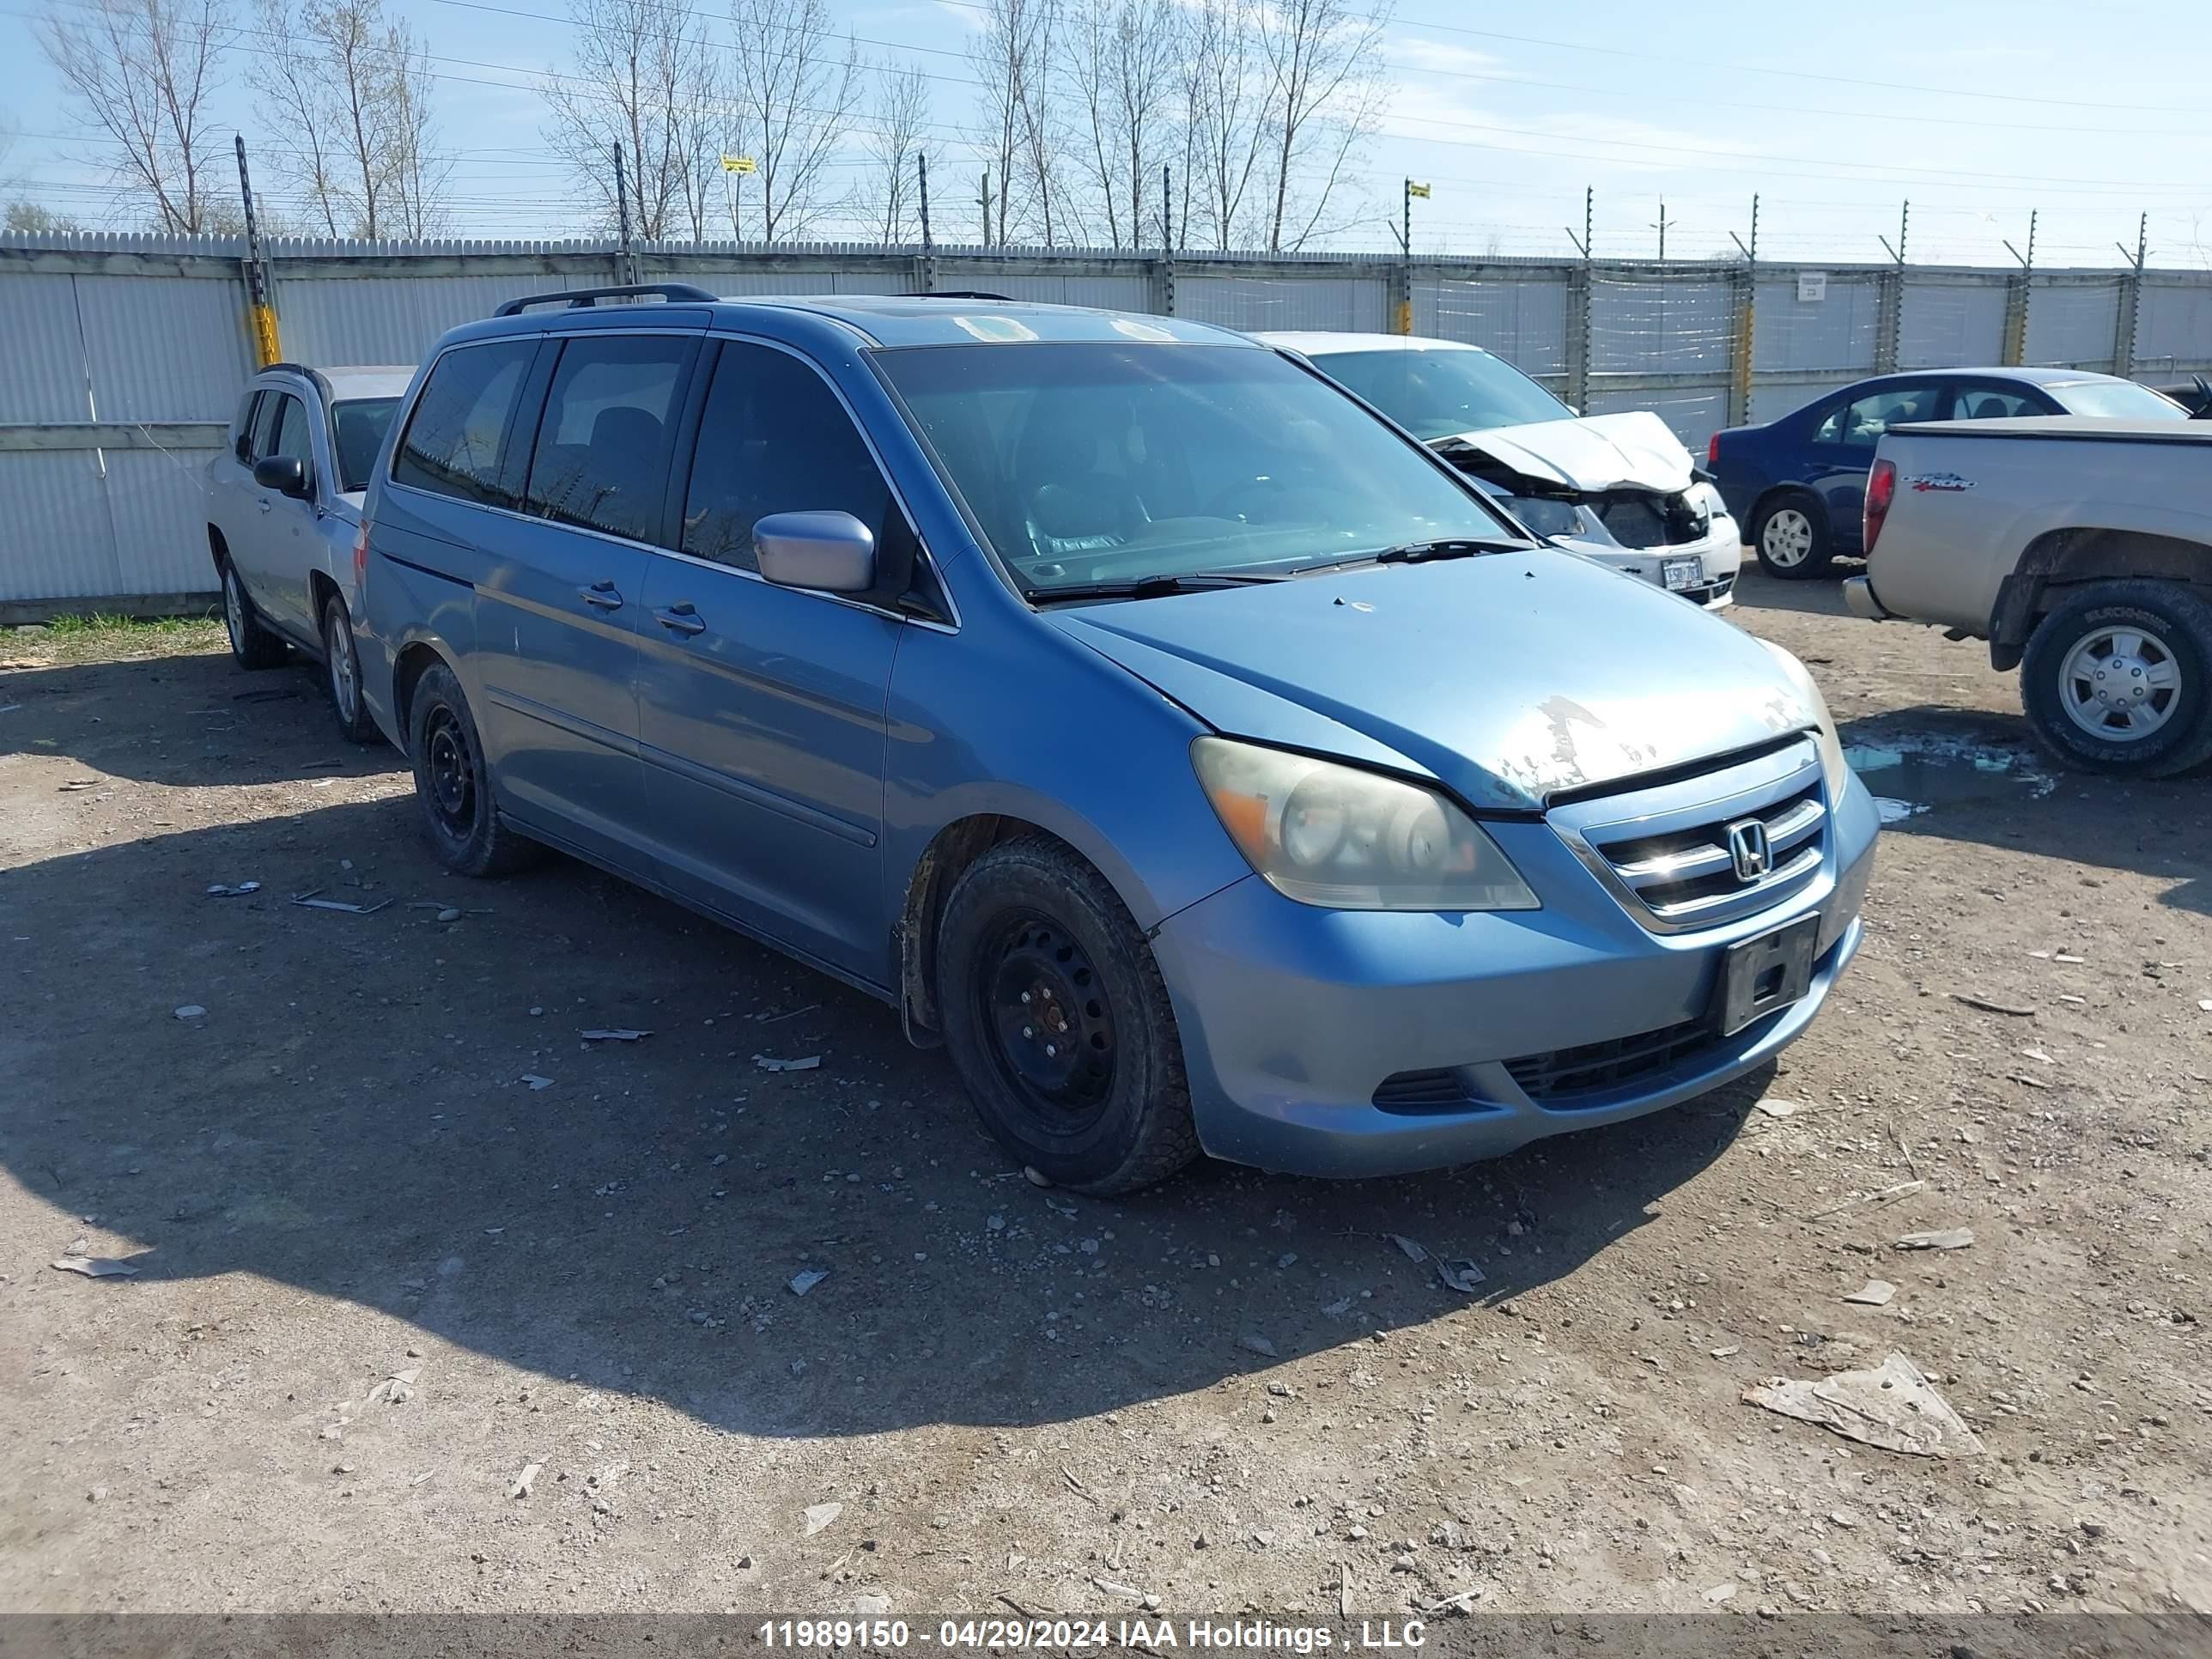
(755, 511), (877, 593)
(253, 455), (312, 500)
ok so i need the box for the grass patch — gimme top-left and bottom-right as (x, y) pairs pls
(9, 611), (228, 665)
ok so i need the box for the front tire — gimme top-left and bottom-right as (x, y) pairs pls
(2020, 581), (2212, 778)
(1752, 495), (1833, 580)
(405, 662), (540, 877)
(935, 836), (1200, 1195)
(320, 592), (377, 745)
(221, 561), (289, 669)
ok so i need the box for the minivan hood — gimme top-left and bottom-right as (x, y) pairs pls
(1047, 551), (1813, 811)
(1436, 410), (1694, 495)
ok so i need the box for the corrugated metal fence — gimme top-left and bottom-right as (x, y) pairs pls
(3, 232), (2208, 614)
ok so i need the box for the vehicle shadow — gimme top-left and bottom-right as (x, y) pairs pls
(0, 651), (393, 786)
(1839, 705), (2210, 915)
(1728, 562), (1862, 619)
(0, 788), (1765, 1442)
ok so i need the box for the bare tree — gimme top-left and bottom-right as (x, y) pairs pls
(669, 47), (726, 241)
(543, 0), (716, 240)
(36, 0), (233, 233)
(1180, 0), (1267, 250)
(966, 0), (1061, 246)
(383, 22), (452, 237)
(1255, 0), (1387, 252)
(726, 0), (859, 243)
(861, 63), (927, 244)
(249, 0), (445, 238)
(1070, 0), (1176, 249)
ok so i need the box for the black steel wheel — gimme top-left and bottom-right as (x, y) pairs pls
(936, 836), (1199, 1194)
(405, 661), (540, 878)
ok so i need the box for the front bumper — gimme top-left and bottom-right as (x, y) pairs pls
(1567, 516), (1742, 609)
(1151, 770), (1879, 1179)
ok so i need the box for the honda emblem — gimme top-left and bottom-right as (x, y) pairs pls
(1726, 817), (1772, 883)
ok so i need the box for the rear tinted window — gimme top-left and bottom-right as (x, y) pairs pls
(331, 398), (400, 492)
(522, 335), (690, 543)
(392, 340), (536, 506)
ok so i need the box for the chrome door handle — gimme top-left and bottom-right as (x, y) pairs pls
(653, 603), (706, 636)
(578, 581), (623, 611)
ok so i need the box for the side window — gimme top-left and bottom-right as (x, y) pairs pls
(680, 342), (893, 572)
(267, 395), (311, 465)
(250, 389), (285, 459)
(520, 334), (691, 543)
(1814, 385), (1943, 448)
(234, 391), (264, 461)
(392, 339), (537, 507)
(1952, 386), (2039, 421)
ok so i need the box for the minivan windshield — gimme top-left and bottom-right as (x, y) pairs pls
(875, 343), (1525, 595)
(1311, 346), (1573, 441)
(2050, 380), (2189, 421)
(331, 397), (402, 492)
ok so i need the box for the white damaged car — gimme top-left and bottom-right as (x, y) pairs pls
(1258, 332), (1741, 607)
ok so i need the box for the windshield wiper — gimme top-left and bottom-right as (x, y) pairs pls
(1026, 572), (1285, 605)
(1372, 537), (1526, 564)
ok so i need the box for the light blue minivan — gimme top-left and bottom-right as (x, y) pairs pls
(356, 285), (1878, 1194)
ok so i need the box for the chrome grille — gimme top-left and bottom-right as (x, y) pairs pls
(1550, 741), (1827, 933)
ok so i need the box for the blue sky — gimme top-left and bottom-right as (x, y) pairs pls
(3, 0), (2209, 264)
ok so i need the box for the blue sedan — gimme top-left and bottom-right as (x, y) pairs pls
(1709, 367), (2188, 580)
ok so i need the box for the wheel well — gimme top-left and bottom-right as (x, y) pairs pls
(896, 813), (1059, 1047)
(2019, 528), (2211, 597)
(1991, 530), (2212, 669)
(390, 642), (448, 753)
(207, 524), (229, 577)
(1747, 483), (1820, 532)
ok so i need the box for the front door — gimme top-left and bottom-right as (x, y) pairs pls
(249, 390), (322, 636)
(634, 338), (906, 987)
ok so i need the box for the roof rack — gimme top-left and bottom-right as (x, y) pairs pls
(896, 289), (1015, 301)
(494, 283), (718, 318)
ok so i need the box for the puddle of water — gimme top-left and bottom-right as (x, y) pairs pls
(1845, 730), (2057, 820)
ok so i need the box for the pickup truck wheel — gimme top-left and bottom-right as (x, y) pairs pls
(320, 593), (377, 745)
(406, 663), (541, 877)
(935, 836), (1200, 1196)
(1751, 497), (1832, 580)
(2021, 582), (2212, 778)
(221, 562), (289, 670)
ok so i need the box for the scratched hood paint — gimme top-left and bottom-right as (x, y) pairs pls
(1437, 410), (1695, 495)
(1046, 551), (1815, 811)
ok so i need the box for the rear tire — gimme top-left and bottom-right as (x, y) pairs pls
(935, 836), (1200, 1195)
(405, 662), (540, 877)
(2020, 581), (2212, 778)
(221, 561), (289, 670)
(320, 592), (377, 745)
(1751, 495), (1833, 580)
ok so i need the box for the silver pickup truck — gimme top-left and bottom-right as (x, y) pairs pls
(1847, 416), (2212, 777)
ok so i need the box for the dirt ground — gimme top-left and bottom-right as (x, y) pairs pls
(2, 569), (2208, 1626)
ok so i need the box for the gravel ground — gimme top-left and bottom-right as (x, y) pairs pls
(2, 570), (2207, 1625)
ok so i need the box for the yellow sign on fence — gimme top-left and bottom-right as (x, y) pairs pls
(720, 155), (757, 175)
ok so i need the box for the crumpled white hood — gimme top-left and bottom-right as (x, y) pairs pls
(1439, 410), (1696, 495)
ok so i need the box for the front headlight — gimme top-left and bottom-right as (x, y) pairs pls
(1191, 738), (1539, 912)
(1759, 641), (1850, 802)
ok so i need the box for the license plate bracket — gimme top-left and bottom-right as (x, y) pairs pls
(1662, 556), (1703, 592)
(1716, 915), (1820, 1036)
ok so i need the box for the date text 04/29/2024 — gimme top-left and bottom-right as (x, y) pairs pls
(756, 1619), (1431, 1651)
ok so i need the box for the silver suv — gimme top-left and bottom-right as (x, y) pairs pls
(205, 363), (411, 740)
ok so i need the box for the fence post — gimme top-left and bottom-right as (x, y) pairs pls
(2000, 210), (2035, 367)
(2112, 213), (2146, 379)
(915, 154), (936, 295)
(1728, 266), (1756, 428)
(1157, 164), (1176, 317)
(1874, 270), (1902, 374)
(1565, 263), (1591, 414)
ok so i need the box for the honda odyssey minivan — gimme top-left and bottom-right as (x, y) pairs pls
(356, 285), (1878, 1194)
